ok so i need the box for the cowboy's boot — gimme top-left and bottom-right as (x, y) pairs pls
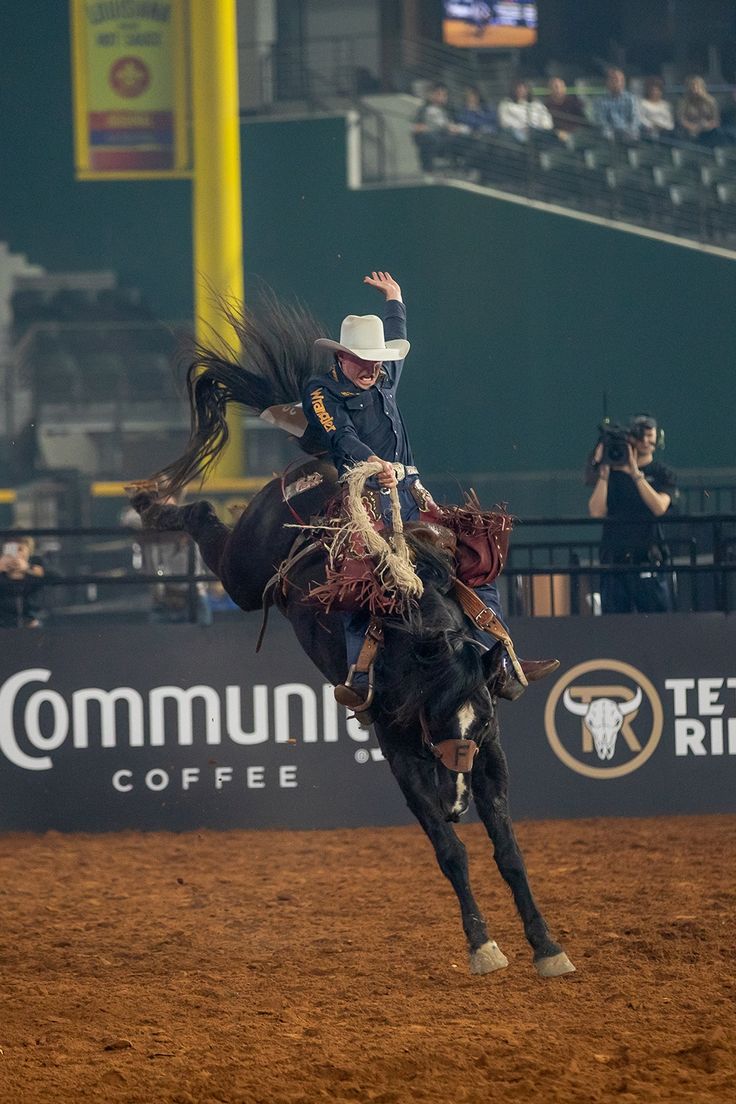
(495, 655), (560, 702)
(520, 658), (560, 682)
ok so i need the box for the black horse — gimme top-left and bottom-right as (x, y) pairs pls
(129, 298), (574, 978)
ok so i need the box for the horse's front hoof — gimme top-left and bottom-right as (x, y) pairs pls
(534, 951), (576, 978)
(469, 940), (509, 975)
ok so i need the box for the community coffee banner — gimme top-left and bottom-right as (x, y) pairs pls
(70, 0), (189, 176)
(0, 614), (735, 832)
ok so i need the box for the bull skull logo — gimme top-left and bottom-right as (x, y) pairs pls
(544, 660), (663, 779)
(562, 686), (642, 760)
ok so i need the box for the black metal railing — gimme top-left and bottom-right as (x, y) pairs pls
(0, 528), (215, 627)
(1, 514), (736, 625)
(503, 513), (736, 616)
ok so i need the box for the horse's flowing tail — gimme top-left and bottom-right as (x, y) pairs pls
(133, 291), (329, 496)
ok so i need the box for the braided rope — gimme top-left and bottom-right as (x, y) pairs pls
(341, 461), (423, 600)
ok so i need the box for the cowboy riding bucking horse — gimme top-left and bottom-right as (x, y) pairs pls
(302, 270), (559, 721)
(126, 268), (576, 979)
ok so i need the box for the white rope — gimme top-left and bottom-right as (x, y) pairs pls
(340, 461), (423, 600)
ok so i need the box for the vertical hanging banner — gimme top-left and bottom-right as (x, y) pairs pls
(70, 0), (190, 178)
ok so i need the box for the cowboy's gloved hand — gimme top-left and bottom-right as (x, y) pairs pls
(368, 455), (397, 487)
(364, 271), (403, 302)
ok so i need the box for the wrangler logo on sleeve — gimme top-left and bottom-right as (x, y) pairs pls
(310, 388), (336, 433)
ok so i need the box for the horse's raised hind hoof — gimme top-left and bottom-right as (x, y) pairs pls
(126, 490), (157, 518)
(469, 940), (509, 975)
(534, 952), (576, 978)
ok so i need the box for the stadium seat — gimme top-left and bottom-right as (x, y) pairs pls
(626, 145), (664, 170)
(536, 149), (588, 205)
(716, 182), (736, 203)
(125, 353), (172, 399)
(714, 183), (736, 234)
(50, 288), (94, 321)
(700, 164), (734, 187)
(478, 135), (530, 192)
(669, 183), (702, 206)
(78, 352), (126, 402)
(652, 163), (699, 188)
(714, 146), (736, 168)
(671, 145), (714, 170)
(582, 143), (618, 169)
(34, 354), (81, 403)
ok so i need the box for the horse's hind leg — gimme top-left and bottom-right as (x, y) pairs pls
(387, 749), (508, 975)
(131, 492), (231, 579)
(471, 737), (575, 978)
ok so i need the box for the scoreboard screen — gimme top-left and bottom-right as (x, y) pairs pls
(443, 2), (538, 48)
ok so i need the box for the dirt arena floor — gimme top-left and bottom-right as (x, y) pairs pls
(1, 815), (735, 1104)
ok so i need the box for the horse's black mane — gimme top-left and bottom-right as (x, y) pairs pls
(381, 537), (488, 729)
(151, 289), (329, 492)
(194, 288), (327, 414)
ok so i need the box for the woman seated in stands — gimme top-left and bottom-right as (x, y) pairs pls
(456, 86), (497, 135)
(638, 77), (675, 141)
(677, 76), (722, 146)
(498, 81), (553, 143)
(454, 86), (498, 173)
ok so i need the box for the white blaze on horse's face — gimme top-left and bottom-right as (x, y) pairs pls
(457, 703), (476, 738)
(562, 687), (643, 761)
(451, 773), (468, 817)
(448, 704), (476, 816)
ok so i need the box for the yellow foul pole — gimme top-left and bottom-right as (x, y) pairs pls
(190, 0), (244, 476)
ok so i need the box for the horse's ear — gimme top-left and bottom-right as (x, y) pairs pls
(481, 642), (506, 683)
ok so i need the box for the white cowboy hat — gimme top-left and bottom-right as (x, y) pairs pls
(314, 314), (410, 362)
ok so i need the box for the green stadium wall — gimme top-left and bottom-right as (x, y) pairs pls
(1, 4), (735, 482)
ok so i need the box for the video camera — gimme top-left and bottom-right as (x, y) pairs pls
(596, 415), (662, 468)
(597, 423), (631, 467)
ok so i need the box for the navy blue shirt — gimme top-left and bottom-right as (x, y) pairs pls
(303, 300), (415, 479)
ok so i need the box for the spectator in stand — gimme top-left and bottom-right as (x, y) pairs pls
(544, 77), (587, 142)
(0, 537), (47, 628)
(594, 67), (641, 143)
(412, 82), (464, 173)
(498, 80), (553, 143)
(454, 85), (498, 173)
(456, 85), (498, 135)
(677, 76), (722, 146)
(638, 77), (675, 140)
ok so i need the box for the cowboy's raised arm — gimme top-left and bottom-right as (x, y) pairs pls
(364, 270), (402, 303)
(364, 270), (407, 383)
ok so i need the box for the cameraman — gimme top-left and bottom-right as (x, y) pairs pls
(588, 415), (677, 613)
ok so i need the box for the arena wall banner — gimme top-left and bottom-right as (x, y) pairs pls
(1, 614), (735, 832)
(70, 0), (189, 178)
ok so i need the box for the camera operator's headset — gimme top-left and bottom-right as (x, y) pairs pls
(629, 413), (665, 451)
